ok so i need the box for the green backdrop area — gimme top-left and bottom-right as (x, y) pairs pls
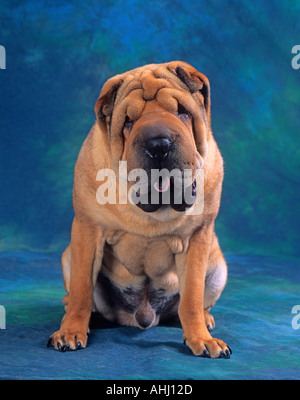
(0, 0), (300, 258)
(0, 251), (299, 379)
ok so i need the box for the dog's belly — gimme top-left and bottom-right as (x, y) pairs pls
(93, 232), (182, 328)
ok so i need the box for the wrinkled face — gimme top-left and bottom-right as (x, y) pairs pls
(95, 61), (211, 214)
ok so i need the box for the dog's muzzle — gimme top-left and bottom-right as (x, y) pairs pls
(133, 170), (197, 213)
(127, 116), (199, 213)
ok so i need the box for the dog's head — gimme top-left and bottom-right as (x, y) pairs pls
(95, 61), (211, 214)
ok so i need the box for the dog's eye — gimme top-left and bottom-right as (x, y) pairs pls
(124, 116), (134, 132)
(177, 103), (191, 120)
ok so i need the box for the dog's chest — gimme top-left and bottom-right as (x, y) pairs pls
(105, 231), (184, 277)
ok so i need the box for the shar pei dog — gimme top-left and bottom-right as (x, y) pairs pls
(47, 61), (231, 358)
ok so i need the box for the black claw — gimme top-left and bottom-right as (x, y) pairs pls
(183, 338), (187, 345)
(225, 349), (231, 359)
(76, 341), (83, 350)
(219, 349), (231, 359)
(227, 346), (232, 355)
(207, 325), (212, 332)
(57, 342), (62, 351)
(63, 344), (70, 352)
(201, 349), (210, 358)
(219, 351), (226, 359)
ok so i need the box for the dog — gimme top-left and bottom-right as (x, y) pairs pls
(47, 61), (231, 358)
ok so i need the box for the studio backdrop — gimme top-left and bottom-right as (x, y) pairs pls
(0, 0), (300, 380)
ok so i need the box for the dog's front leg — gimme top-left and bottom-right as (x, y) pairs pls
(48, 217), (104, 351)
(176, 224), (231, 359)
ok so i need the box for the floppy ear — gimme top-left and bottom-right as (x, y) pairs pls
(169, 63), (211, 126)
(94, 77), (123, 125)
(167, 62), (211, 161)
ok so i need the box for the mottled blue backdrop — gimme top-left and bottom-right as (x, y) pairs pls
(0, 0), (300, 381)
(1, 0), (300, 257)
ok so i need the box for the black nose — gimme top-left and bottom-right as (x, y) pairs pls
(144, 137), (172, 161)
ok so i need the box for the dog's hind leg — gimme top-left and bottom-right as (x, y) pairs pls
(203, 233), (228, 330)
(61, 244), (71, 312)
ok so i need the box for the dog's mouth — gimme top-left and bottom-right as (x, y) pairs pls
(153, 175), (171, 193)
(133, 173), (197, 213)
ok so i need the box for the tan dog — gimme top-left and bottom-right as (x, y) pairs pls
(47, 61), (231, 358)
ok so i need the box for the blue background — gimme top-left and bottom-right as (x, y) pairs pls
(0, 0), (300, 380)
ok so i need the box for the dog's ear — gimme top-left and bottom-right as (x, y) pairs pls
(169, 63), (211, 126)
(176, 66), (210, 119)
(167, 62), (211, 161)
(95, 77), (123, 125)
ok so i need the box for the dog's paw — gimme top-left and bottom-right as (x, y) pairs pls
(47, 329), (88, 352)
(204, 310), (215, 332)
(183, 336), (232, 359)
